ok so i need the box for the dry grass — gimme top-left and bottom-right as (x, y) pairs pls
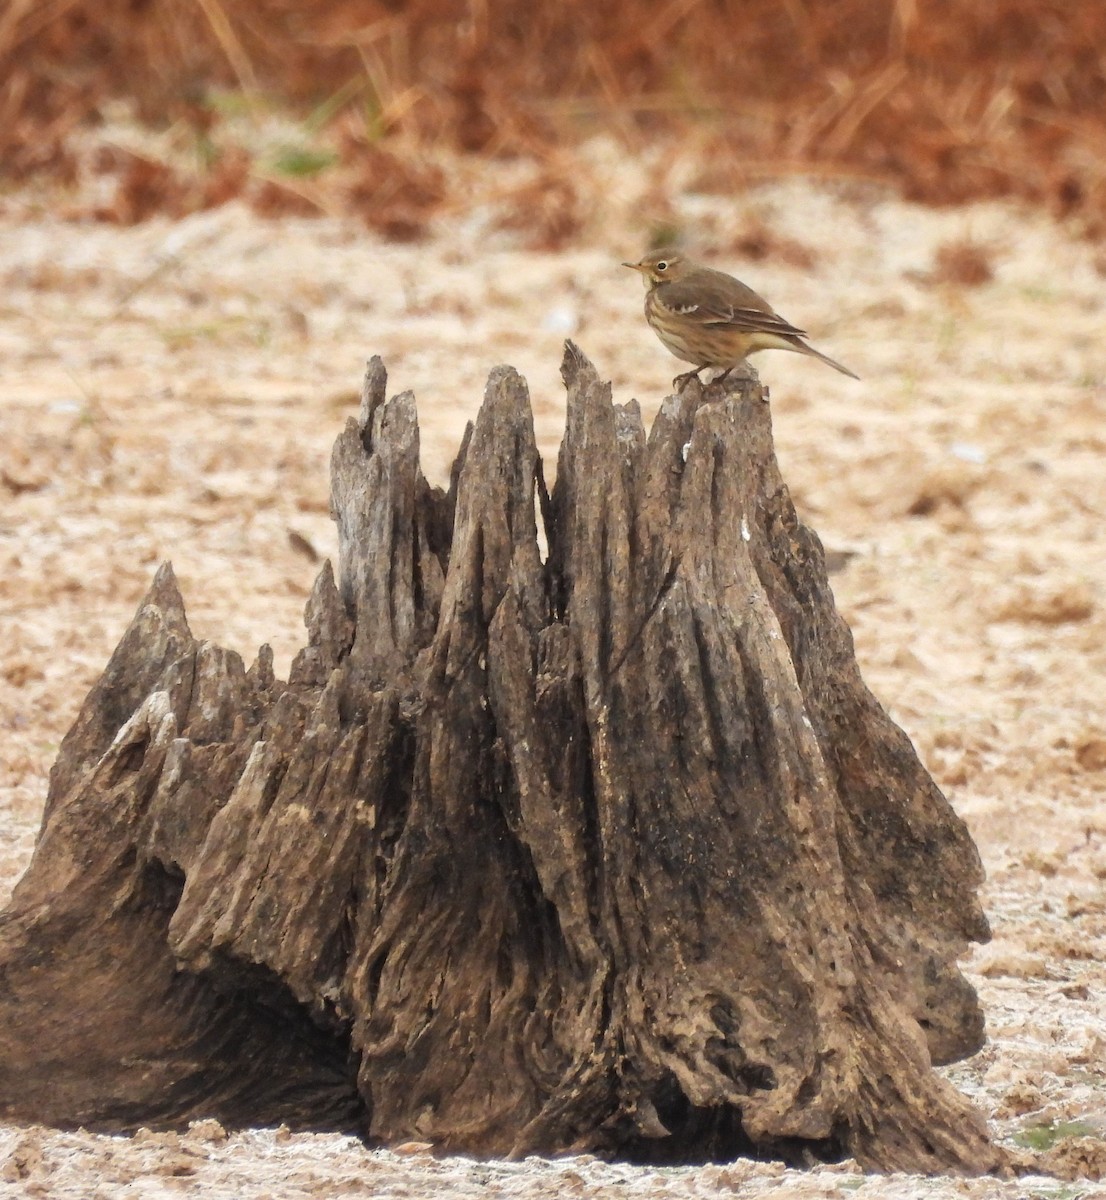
(929, 238), (998, 287)
(3, 0), (1106, 236)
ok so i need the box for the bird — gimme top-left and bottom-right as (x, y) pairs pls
(623, 249), (859, 387)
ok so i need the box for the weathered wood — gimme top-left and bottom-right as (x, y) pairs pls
(0, 345), (1006, 1175)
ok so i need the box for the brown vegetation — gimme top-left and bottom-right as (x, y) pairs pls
(929, 239), (997, 288)
(3, 0), (1106, 236)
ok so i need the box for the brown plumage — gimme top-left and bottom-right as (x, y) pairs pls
(623, 249), (859, 383)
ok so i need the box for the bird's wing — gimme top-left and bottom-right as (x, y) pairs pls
(654, 278), (808, 338)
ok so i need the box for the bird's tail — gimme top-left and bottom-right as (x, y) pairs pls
(786, 336), (860, 380)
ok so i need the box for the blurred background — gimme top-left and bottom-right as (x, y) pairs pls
(4, 0), (1105, 241)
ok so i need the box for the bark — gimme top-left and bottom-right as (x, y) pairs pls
(0, 345), (1006, 1175)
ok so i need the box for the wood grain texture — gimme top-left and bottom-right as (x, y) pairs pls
(0, 345), (1005, 1175)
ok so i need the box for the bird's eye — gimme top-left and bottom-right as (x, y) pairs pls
(656, 261), (668, 271)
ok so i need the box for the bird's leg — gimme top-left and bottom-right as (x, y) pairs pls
(716, 365), (763, 395)
(672, 367), (704, 392)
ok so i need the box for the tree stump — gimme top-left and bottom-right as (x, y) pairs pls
(0, 344), (1006, 1175)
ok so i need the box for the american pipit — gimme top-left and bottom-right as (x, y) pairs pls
(624, 249), (859, 385)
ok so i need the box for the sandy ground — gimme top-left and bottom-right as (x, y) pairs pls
(3, 160), (1106, 1197)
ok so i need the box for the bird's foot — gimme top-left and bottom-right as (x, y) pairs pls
(672, 367), (704, 392)
(713, 364), (764, 397)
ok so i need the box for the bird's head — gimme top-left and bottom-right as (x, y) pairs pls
(622, 249), (689, 286)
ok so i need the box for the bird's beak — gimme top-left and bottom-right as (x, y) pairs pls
(622, 261), (646, 272)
